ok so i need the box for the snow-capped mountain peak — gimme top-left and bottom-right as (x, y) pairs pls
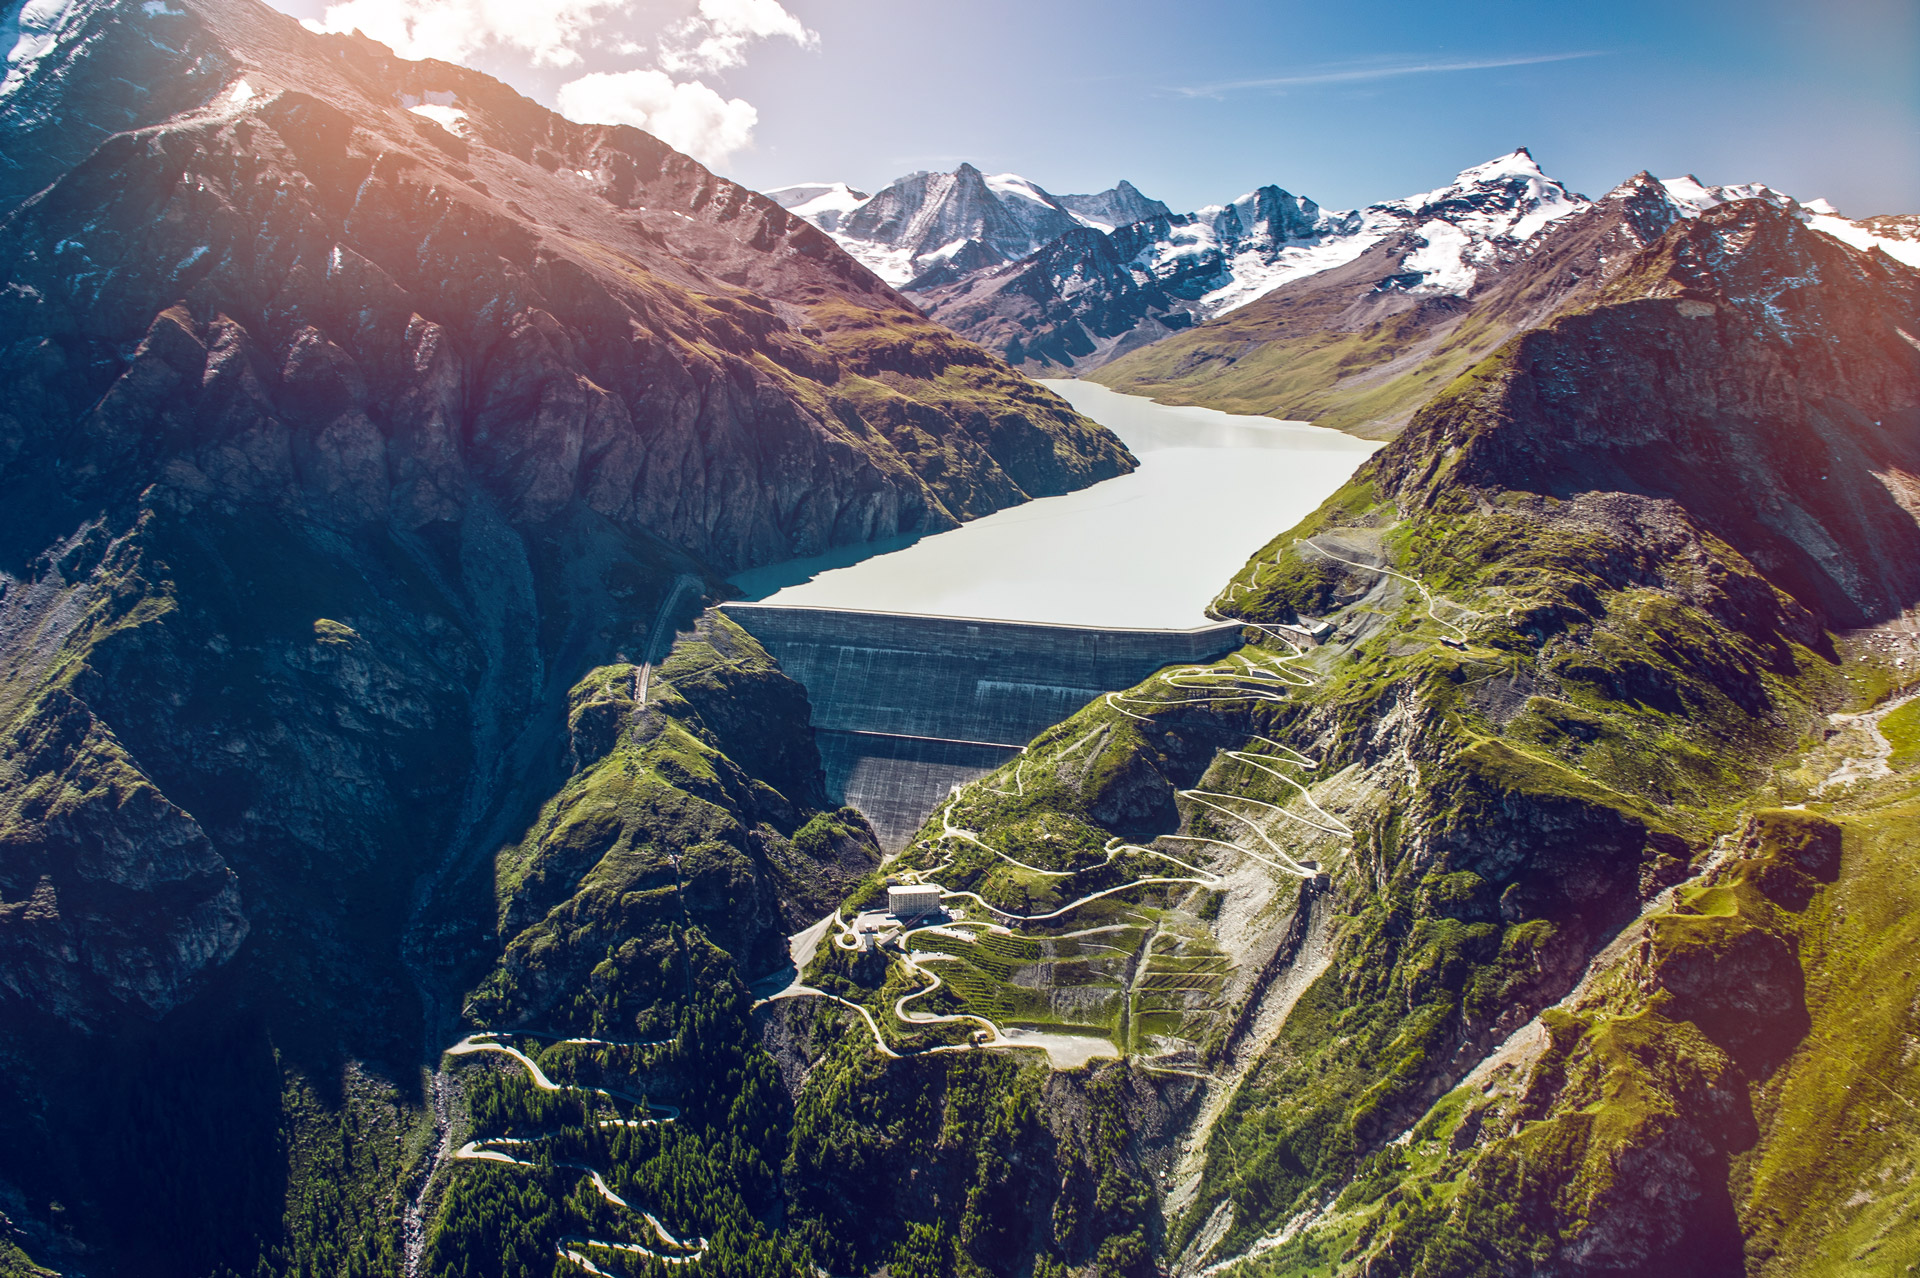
(766, 181), (870, 234)
(1657, 173), (1798, 216)
(1379, 148), (1585, 267)
(1452, 146), (1549, 184)
(1055, 179), (1170, 232)
(1346, 148), (1590, 299)
(1635, 175), (1920, 268)
(776, 162), (1173, 287)
(984, 171), (1056, 210)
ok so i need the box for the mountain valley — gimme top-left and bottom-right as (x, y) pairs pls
(781, 153), (1920, 439)
(1, 2), (1917, 1277)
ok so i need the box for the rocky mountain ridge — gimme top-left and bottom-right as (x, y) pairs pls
(0, 0), (1132, 1269)
(768, 163), (1171, 288)
(1092, 163), (1920, 435)
(866, 194), (1920, 1278)
(787, 149), (1920, 394)
(783, 149), (1590, 369)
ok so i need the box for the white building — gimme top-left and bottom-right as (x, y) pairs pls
(888, 883), (943, 920)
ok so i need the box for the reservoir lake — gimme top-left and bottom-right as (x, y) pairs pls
(730, 380), (1382, 630)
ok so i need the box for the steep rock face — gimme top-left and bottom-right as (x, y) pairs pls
(0, 7), (1130, 572)
(0, 0), (237, 208)
(1055, 178), (1172, 231)
(1380, 200), (1920, 628)
(772, 164), (1171, 287)
(474, 612), (873, 1030)
(0, 683), (247, 1024)
(834, 194), (1919, 1277)
(840, 164), (1082, 271)
(909, 225), (1200, 370)
(0, 0), (1131, 1032)
(916, 149), (1586, 377)
(1095, 166), (1920, 436)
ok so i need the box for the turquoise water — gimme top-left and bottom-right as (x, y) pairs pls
(730, 380), (1381, 629)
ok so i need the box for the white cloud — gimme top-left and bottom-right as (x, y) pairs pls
(300, 0), (623, 68)
(557, 69), (758, 167)
(302, 0), (815, 168)
(657, 0), (818, 75)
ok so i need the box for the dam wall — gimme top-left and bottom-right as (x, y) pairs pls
(720, 604), (1243, 849)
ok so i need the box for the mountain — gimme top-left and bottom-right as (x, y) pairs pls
(6, 2), (1918, 1273)
(1094, 163), (1920, 435)
(763, 180), (869, 233)
(871, 196), (1920, 1276)
(1054, 178), (1170, 230)
(900, 149), (1581, 374)
(818, 150), (1920, 405)
(0, 0), (1134, 1268)
(773, 151), (1588, 373)
(768, 163), (1171, 288)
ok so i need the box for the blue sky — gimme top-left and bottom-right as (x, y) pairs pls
(268, 0), (1920, 216)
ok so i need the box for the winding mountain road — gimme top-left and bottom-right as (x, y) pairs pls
(1296, 537), (1471, 644)
(443, 1032), (703, 1267)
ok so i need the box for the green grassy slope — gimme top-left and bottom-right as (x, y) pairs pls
(1091, 299), (1511, 439)
(1089, 174), (1713, 440)
(844, 198), (1920, 1276)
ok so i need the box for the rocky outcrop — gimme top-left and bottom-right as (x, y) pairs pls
(0, 0), (1132, 1036)
(1379, 199), (1920, 629)
(1090, 167), (1920, 438)
(475, 612), (867, 1028)
(0, 26), (1130, 570)
(0, 687), (246, 1024)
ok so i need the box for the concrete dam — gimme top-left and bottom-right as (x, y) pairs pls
(719, 604), (1244, 850)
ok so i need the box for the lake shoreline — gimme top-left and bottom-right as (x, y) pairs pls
(729, 381), (1380, 630)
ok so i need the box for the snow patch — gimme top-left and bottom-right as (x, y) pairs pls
(1195, 232), (1385, 317)
(1660, 175), (1797, 217)
(1808, 213), (1920, 269)
(769, 181), (869, 233)
(409, 103), (469, 134)
(1659, 175), (1720, 214)
(400, 92), (469, 136)
(1401, 219), (1476, 295)
(3, 0), (88, 101)
(226, 78), (254, 105)
(985, 171), (1055, 208)
(142, 0), (184, 14)
(828, 234), (916, 285)
(919, 238), (974, 265)
(399, 90), (468, 134)
(1452, 147), (1549, 184)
